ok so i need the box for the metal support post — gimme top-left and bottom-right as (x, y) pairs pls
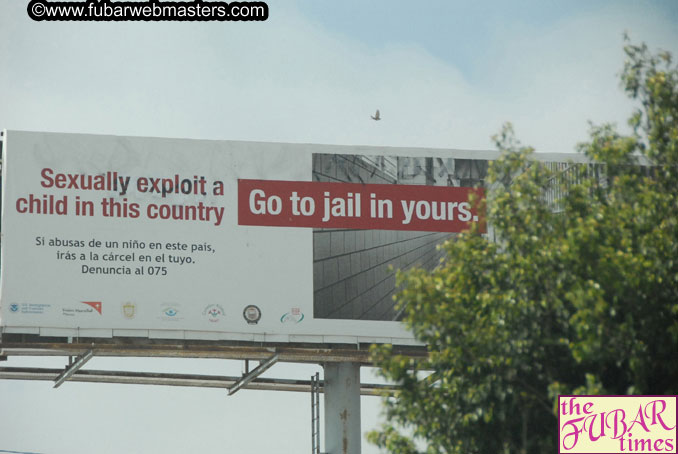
(323, 362), (361, 454)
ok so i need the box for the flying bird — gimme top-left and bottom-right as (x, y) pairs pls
(371, 109), (381, 121)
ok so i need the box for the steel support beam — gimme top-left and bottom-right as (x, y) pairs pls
(53, 349), (94, 388)
(0, 367), (396, 395)
(0, 344), (413, 364)
(228, 353), (279, 395)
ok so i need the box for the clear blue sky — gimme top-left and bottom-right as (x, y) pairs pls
(1, 1), (677, 453)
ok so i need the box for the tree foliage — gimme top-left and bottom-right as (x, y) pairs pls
(368, 39), (678, 454)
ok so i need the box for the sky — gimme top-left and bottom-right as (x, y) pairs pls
(1, 1), (677, 453)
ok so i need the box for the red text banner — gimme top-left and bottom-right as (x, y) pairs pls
(238, 179), (486, 233)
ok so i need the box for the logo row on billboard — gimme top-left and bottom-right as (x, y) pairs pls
(6, 301), (305, 325)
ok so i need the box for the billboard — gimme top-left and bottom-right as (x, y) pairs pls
(0, 130), (501, 345)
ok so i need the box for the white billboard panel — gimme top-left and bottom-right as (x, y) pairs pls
(0, 131), (577, 345)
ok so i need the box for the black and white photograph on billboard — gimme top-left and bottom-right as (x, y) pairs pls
(312, 153), (488, 320)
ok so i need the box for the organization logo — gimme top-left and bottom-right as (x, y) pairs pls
(81, 301), (103, 314)
(63, 301), (103, 317)
(7, 303), (51, 315)
(159, 303), (183, 321)
(280, 307), (305, 324)
(243, 305), (261, 325)
(121, 302), (137, 319)
(558, 395), (677, 453)
(203, 304), (225, 323)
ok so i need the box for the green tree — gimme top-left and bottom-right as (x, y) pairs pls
(368, 39), (678, 454)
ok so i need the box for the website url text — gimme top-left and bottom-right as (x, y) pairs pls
(27, 0), (269, 22)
